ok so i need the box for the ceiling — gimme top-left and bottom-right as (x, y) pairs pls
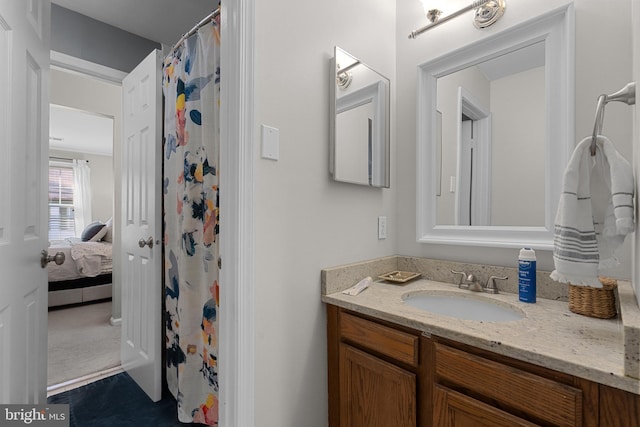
(51, 0), (215, 46)
(477, 41), (545, 81)
(50, 105), (114, 156)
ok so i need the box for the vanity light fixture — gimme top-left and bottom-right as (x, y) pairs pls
(409, 0), (506, 39)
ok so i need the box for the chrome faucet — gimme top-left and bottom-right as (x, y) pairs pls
(451, 270), (508, 294)
(485, 275), (508, 294)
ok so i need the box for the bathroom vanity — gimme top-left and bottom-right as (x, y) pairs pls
(327, 306), (638, 426)
(322, 256), (640, 426)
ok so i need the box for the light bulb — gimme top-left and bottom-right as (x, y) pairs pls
(419, 0), (445, 23)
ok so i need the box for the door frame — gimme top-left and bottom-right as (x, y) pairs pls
(51, 51), (127, 84)
(455, 86), (491, 226)
(50, 50), (125, 326)
(220, 1), (256, 426)
(51, 1), (257, 418)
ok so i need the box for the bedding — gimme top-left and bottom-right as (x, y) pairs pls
(48, 238), (113, 308)
(48, 238), (112, 282)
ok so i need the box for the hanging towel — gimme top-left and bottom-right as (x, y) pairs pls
(550, 136), (634, 287)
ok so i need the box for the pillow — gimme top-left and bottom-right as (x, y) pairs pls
(103, 217), (113, 243)
(90, 226), (108, 242)
(81, 221), (106, 242)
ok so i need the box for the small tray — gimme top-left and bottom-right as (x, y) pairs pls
(378, 270), (421, 284)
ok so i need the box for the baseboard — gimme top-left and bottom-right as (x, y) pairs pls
(110, 317), (122, 326)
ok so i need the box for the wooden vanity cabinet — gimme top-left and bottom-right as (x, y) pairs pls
(327, 305), (429, 426)
(326, 305), (640, 427)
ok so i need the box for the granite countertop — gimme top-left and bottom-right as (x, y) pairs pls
(321, 257), (640, 395)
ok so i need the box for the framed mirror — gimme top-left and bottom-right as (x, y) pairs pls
(330, 47), (390, 187)
(417, 4), (574, 249)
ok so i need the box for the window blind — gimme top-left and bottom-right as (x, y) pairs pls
(48, 165), (75, 240)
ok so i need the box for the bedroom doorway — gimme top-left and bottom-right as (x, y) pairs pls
(46, 63), (121, 394)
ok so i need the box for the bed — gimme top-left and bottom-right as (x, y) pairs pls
(48, 237), (113, 308)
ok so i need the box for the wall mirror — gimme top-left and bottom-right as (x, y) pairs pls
(417, 4), (574, 248)
(330, 46), (390, 187)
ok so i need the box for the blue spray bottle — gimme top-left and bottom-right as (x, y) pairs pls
(518, 248), (536, 303)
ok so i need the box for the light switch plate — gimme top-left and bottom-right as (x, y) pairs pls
(378, 216), (387, 240)
(261, 124), (279, 160)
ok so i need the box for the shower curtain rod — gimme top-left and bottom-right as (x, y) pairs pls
(169, 8), (220, 56)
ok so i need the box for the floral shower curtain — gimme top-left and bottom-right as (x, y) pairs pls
(163, 14), (220, 426)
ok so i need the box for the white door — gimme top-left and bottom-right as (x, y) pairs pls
(0, 0), (50, 404)
(120, 49), (162, 402)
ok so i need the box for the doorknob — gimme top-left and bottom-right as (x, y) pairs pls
(41, 250), (65, 269)
(138, 237), (154, 249)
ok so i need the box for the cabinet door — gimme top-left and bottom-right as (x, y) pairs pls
(599, 384), (640, 426)
(340, 343), (416, 427)
(433, 385), (539, 427)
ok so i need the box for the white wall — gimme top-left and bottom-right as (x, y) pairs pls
(84, 152), (114, 223)
(397, 0), (634, 277)
(491, 67), (545, 226)
(253, 0), (396, 425)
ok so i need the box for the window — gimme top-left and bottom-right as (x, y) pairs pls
(48, 165), (75, 240)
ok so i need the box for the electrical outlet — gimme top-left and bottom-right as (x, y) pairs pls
(378, 216), (387, 240)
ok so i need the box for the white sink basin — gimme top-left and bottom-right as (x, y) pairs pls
(403, 291), (525, 322)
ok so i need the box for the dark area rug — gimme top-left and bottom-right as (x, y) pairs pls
(47, 372), (206, 427)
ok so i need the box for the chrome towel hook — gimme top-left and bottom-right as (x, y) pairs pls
(590, 82), (636, 156)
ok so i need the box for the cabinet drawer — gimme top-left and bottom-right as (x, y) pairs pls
(434, 343), (582, 427)
(340, 312), (418, 367)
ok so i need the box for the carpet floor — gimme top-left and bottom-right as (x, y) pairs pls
(48, 301), (121, 386)
(47, 372), (204, 427)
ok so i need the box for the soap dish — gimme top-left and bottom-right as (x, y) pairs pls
(378, 271), (421, 284)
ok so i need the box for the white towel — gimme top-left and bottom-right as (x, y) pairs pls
(550, 136), (634, 287)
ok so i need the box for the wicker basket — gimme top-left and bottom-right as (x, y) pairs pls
(568, 277), (617, 319)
